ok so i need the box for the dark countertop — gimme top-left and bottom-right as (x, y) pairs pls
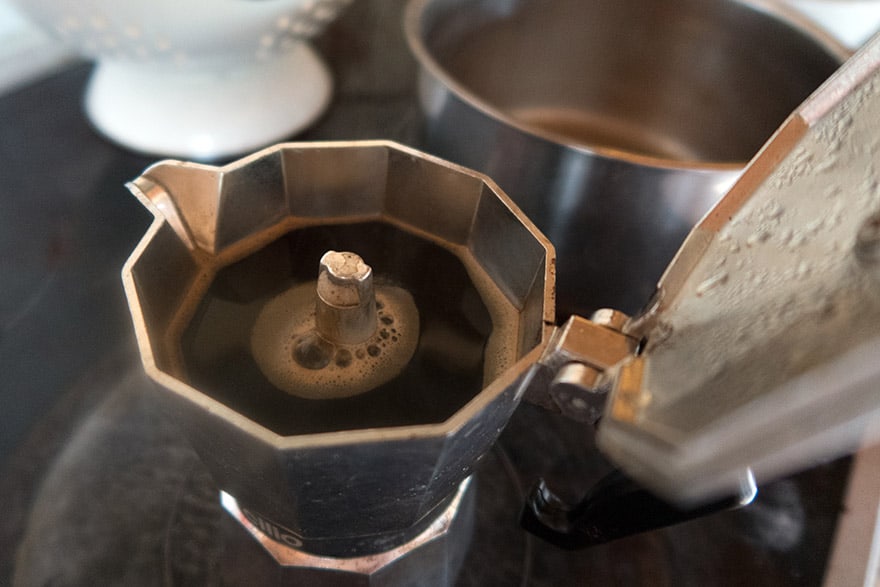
(0, 2), (851, 585)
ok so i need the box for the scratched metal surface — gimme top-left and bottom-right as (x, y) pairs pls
(0, 1), (850, 585)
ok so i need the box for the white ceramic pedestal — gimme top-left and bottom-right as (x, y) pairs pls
(85, 43), (332, 160)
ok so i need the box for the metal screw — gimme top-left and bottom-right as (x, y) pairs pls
(549, 362), (605, 425)
(589, 308), (629, 332)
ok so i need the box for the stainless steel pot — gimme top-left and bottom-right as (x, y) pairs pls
(406, 0), (848, 318)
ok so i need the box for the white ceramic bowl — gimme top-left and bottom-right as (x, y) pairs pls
(782, 0), (880, 48)
(11, 0), (352, 159)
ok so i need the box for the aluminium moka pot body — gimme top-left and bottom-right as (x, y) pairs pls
(121, 141), (554, 568)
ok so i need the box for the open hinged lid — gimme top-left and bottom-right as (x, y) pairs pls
(595, 36), (880, 504)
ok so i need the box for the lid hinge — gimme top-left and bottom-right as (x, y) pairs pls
(523, 310), (638, 424)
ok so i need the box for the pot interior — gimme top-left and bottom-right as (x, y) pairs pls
(420, 0), (844, 163)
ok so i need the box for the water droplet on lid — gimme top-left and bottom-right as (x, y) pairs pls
(855, 211), (880, 266)
(796, 261), (811, 279)
(766, 202), (784, 219)
(817, 295), (837, 320)
(778, 228), (793, 245)
(825, 186), (842, 199)
(805, 218), (824, 235)
(789, 233), (807, 249)
(747, 230), (771, 247)
(696, 271), (729, 296)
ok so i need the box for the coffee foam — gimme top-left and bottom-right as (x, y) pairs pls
(251, 282), (420, 399)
